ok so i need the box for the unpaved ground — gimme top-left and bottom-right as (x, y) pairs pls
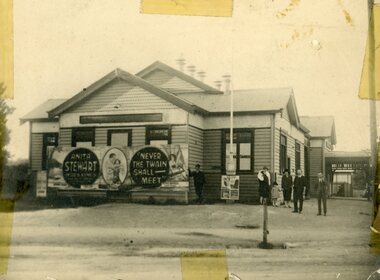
(2, 199), (379, 279)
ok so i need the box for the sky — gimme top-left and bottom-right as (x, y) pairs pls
(5, 0), (378, 160)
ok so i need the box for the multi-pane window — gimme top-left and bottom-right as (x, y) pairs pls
(280, 134), (287, 173)
(72, 128), (95, 147)
(146, 126), (171, 146)
(224, 130), (253, 173)
(295, 142), (301, 171)
(107, 129), (132, 146)
(42, 133), (58, 170)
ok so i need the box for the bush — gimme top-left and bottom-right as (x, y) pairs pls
(2, 160), (31, 199)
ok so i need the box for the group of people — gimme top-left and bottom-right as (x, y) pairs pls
(258, 166), (328, 216)
(188, 163), (329, 216)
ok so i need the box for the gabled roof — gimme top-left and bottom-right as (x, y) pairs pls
(300, 116), (337, 144)
(48, 68), (208, 118)
(136, 61), (223, 94)
(20, 99), (67, 124)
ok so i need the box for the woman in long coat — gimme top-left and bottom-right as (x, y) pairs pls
(281, 169), (293, 208)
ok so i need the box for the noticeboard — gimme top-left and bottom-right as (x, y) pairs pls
(221, 175), (240, 200)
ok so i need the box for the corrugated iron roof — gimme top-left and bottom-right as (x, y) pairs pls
(177, 88), (293, 113)
(325, 150), (370, 158)
(300, 116), (337, 144)
(20, 99), (67, 124)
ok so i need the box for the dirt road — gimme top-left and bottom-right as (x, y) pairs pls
(2, 198), (378, 279)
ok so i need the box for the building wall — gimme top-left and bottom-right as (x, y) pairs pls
(67, 79), (178, 113)
(30, 133), (43, 171)
(201, 128), (271, 203)
(309, 146), (323, 195)
(187, 125), (204, 201)
(30, 122), (60, 171)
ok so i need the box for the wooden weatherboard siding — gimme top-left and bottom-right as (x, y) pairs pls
(254, 128), (271, 172)
(202, 130), (222, 200)
(187, 125), (204, 201)
(67, 79), (178, 113)
(202, 128), (270, 203)
(59, 128), (72, 146)
(309, 147), (323, 195)
(171, 125), (187, 144)
(31, 133), (43, 171)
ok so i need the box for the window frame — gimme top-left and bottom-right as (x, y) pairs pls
(42, 133), (59, 170)
(280, 134), (287, 173)
(222, 129), (254, 174)
(71, 127), (95, 147)
(145, 125), (172, 145)
(107, 129), (132, 146)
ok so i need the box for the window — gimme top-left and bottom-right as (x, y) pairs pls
(72, 128), (95, 147)
(295, 142), (301, 171)
(42, 133), (58, 170)
(280, 134), (287, 173)
(146, 126), (171, 145)
(107, 129), (132, 146)
(223, 130), (253, 173)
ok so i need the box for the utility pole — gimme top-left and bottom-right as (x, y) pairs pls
(368, 0), (378, 185)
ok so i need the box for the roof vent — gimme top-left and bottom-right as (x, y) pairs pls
(176, 58), (186, 72)
(214, 80), (222, 91)
(197, 71), (206, 82)
(187, 65), (196, 77)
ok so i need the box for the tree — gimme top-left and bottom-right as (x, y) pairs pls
(0, 82), (14, 194)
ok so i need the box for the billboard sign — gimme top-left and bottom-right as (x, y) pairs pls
(47, 144), (188, 191)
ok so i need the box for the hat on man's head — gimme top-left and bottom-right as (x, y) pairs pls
(263, 166), (268, 170)
(273, 182), (278, 185)
(195, 164), (200, 168)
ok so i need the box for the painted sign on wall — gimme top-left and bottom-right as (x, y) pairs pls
(102, 148), (128, 188)
(130, 147), (169, 187)
(47, 144), (188, 190)
(62, 148), (100, 187)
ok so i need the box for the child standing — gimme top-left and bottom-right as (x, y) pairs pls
(271, 182), (281, 207)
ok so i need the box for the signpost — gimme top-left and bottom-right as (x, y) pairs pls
(36, 171), (47, 197)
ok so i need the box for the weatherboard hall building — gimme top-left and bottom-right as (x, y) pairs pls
(21, 61), (312, 203)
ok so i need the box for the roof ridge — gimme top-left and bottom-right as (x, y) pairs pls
(136, 61), (222, 93)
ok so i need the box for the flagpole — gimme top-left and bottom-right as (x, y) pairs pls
(368, 0), (378, 184)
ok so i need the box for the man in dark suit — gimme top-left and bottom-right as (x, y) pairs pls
(314, 172), (328, 216)
(189, 164), (206, 204)
(293, 169), (307, 214)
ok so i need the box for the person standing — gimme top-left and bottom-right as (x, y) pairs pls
(293, 169), (307, 214)
(314, 172), (328, 216)
(189, 164), (206, 204)
(281, 169), (293, 208)
(271, 182), (281, 207)
(258, 166), (271, 204)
